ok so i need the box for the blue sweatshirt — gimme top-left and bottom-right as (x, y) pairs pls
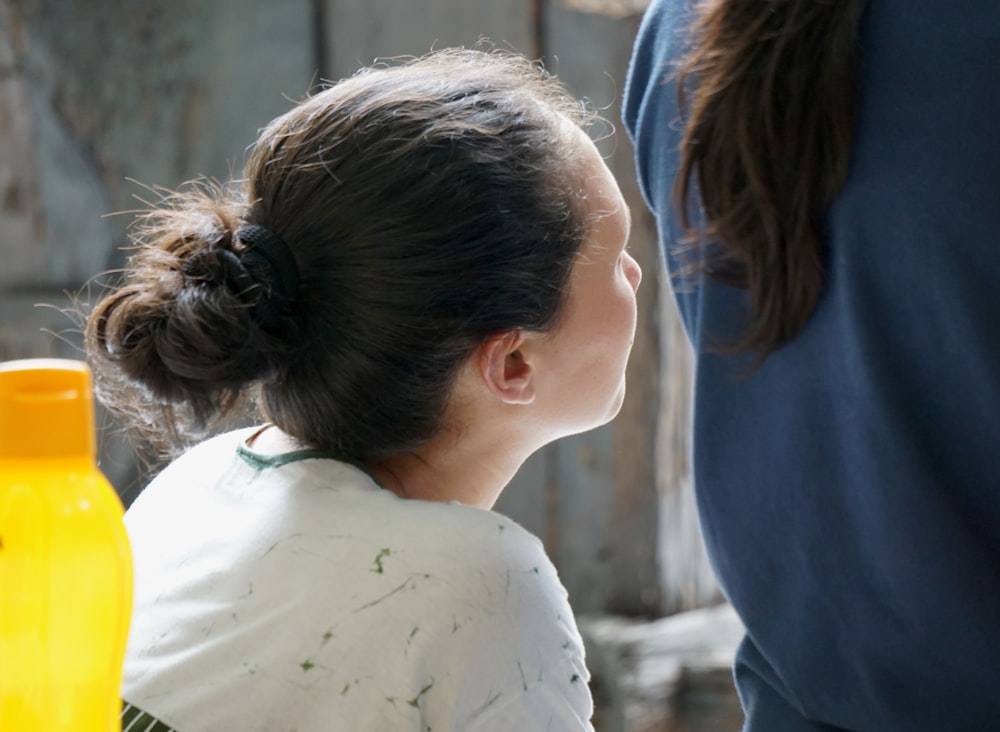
(624, 1), (1000, 730)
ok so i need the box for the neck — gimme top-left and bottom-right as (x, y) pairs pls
(367, 417), (539, 509)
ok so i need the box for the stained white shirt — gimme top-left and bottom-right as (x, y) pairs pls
(122, 428), (594, 731)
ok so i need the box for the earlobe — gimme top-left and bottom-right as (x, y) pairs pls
(479, 331), (536, 405)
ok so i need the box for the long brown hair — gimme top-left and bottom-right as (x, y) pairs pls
(674, 0), (866, 355)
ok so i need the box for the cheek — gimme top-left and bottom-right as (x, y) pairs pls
(591, 291), (638, 376)
(614, 283), (639, 342)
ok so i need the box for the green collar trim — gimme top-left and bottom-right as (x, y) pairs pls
(235, 427), (390, 492)
(236, 442), (348, 470)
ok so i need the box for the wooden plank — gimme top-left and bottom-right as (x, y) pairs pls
(549, 428), (619, 614)
(177, 1), (318, 181)
(2, 0), (315, 292)
(494, 447), (550, 541)
(560, 0), (651, 18)
(323, 0), (535, 78)
(543, 3), (665, 617)
(0, 1), (45, 288)
(544, 2), (720, 616)
(0, 291), (76, 361)
(656, 296), (722, 614)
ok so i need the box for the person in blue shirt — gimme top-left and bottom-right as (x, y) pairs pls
(624, 0), (1000, 729)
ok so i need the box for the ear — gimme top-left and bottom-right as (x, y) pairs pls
(477, 330), (536, 405)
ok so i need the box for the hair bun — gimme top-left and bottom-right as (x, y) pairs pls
(182, 246), (254, 292)
(234, 225), (300, 331)
(85, 193), (295, 449)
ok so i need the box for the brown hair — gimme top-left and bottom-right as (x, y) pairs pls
(674, 0), (866, 355)
(86, 50), (595, 461)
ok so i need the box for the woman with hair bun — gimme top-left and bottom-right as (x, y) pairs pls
(625, 0), (1000, 730)
(87, 49), (640, 732)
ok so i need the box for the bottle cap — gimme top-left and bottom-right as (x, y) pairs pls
(0, 358), (97, 459)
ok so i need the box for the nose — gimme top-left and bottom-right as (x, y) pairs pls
(624, 251), (642, 292)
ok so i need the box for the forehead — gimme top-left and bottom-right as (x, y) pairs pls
(561, 123), (627, 231)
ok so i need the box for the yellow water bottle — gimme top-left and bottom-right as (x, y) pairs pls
(0, 359), (133, 731)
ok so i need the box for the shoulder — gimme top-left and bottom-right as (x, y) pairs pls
(379, 499), (559, 593)
(395, 506), (592, 729)
(369, 499), (580, 648)
(402, 500), (561, 595)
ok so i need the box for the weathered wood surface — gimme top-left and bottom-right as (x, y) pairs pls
(581, 603), (745, 732)
(0, 0), (720, 617)
(1, 0), (314, 329)
(323, 0), (535, 76)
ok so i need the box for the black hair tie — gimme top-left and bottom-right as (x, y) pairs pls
(235, 224), (300, 330)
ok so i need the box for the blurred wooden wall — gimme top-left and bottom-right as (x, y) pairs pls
(0, 0), (721, 618)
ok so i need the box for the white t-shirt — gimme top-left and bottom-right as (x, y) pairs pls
(122, 428), (594, 731)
